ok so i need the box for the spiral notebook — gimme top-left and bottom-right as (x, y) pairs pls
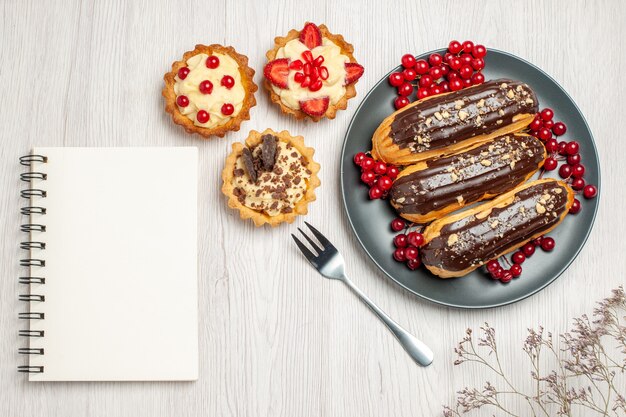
(18, 147), (199, 381)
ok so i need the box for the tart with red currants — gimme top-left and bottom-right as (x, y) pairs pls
(163, 44), (257, 138)
(222, 129), (321, 227)
(263, 22), (364, 121)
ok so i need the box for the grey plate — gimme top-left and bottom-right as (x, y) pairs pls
(340, 49), (600, 309)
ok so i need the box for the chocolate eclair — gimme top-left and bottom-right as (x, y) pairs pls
(372, 79), (538, 165)
(389, 134), (546, 223)
(420, 178), (574, 278)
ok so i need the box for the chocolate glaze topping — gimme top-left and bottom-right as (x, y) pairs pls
(390, 135), (545, 217)
(390, 79), (538, 154)
(421, 181), (569, 273)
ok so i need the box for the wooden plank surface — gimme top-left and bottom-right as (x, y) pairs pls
(1, 0), (624, 415)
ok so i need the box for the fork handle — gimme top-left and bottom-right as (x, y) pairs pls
(341, 276), (434, 367)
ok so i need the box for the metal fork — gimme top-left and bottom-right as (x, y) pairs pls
(291, 222), (434, 367)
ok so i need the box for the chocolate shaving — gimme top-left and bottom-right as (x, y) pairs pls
(261, 135), (278, 171)
(241, 147), (257, 182)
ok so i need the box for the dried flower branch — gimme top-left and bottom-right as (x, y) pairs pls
(444, 287), (626, 417)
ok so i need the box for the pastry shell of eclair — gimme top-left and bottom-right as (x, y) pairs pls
(371, 90), (536, 166)
(390, 133), (547, 224)
(421, 178), (575, 279)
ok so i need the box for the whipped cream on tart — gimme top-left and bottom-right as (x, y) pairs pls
(222, 129), (320, 227)
(263, 22), (364, 121)
(163, 44), (257, 138)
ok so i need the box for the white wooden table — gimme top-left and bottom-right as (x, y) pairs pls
(1, 0), (624, 415)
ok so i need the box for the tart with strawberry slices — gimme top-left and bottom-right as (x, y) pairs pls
(263, 22), (364, 121)
(222, 129), (320, 227)
(163, 44), (257, 138)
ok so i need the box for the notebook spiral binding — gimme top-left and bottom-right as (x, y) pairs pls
(19, 154), (48, 374)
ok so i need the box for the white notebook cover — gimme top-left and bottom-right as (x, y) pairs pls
(26, 147), (198, 381)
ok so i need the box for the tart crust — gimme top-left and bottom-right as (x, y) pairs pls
(264, 24), (359, 122)
(221, 129), (321, 227)
(163, 44), (258, 138)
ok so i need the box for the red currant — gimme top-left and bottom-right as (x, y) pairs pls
(491, 266), (504, 280)
(361, 157), (375, 171)
(460, 53), (473, 64)
(354, 152), (366, 165)
(417, 88), (430, 99)
(571, 178), (585, 191)
(449, 57), (462, 70)
(540, 108), (554, 121)
(196, 110), (210, 124)
(415, 59), (429, 75)
(529, 117), (543, 131)
(471, 72), (485, 85)
(440, 81), (450, 92)
(428, 66), (443, 79)
(522, 243), (536, 257)
(429, 85), (444, 95)
(378, 176), (393, 191)
(221, 75), (235, 89)
(428, 53), (443, 66)
(510, 264), (522, 277)
(398, 82), (413, 96)
(472, 44), (487, 58)
(360, 171), (376, 185)
(540, 237), (555, 252)
(419, 75), (434, 88)
(567, 153), (581, 165)
(176, 95), (189, 107)
(447, 71), (460, 80)
(543, 119), (554, 130)
(569, 198), (581, 214)
(500, 271), (513, 283)
(583, 185), (598, 199)
(199, 80), (214, 94)
(459, 65), (473, 79)
(221, 103), (234, 115)
(206, 55), (220, 69)
(394, 234), (408, 248)
(558, 141), (568, 155)
(545, 139), (559, 153)
(391, 218), (406, 232)
(512, 251), (526, 264)
(177, 67), (190, 79)
(394, 96), (410, 110)
(369, 186), (383, 200)
(533, 236), (544, 246)
(471, 58), (485, 71)
(439, 64), (449, 76)
(405, 246), (419, 261)
(566, 141), (580, 155)
(387, 165), (400, 179)
(448, 40), (462, 54)
(543, 157), (558, 171)
(538, 127), (552, 141)
(401, 54), (417, 68)
(487, 260), (500, 273)
(462, 40), (474, 53)
(559, 164), (572, 178)
(571, 164), (585, 178)
(402, 67), (417, 81)
(389, 72), (404, 87)
(463, 79), (472, 88)
(449, 79), (463, 91)
(393, 248), (406, 262)
(407, 232), (424, 247)
(406, 258), (421, 270)
(552, 122), (567, 136)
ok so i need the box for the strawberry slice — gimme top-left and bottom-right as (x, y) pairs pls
(299, 22), (322, 49)
(299, 97), (329, 117)
(344, 63), (364, 85)
(264, 58), (290, 89)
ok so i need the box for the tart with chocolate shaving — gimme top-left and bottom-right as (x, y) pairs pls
(263, 22), (364, 121)
(221, 129), (321, 227)
(163, 44), (257, 138)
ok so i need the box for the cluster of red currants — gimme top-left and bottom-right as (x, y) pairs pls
(486, 236), (555, 283)
(529, 108), (598, 214)
(390, 218), (424, 270)
(389, 40), (487, 110)
(353, 152), (400, 199)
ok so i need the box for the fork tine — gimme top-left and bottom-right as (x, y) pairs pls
(304, 222), (332, 249)
(291, 234), (319, 267)
(297, 227), (324, 253)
